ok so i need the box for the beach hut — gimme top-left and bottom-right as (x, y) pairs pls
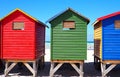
(0, 8), (46, 77)
(48, 8), (89, 77)
(93, 11), (120, 76)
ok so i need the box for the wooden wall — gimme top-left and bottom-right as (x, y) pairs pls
(94, 21), (102, 59)
(50, 10), (88, 60)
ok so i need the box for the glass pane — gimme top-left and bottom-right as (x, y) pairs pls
(13, 22), (24, 30)
(115, 20), (120, 29)
(63, 21), (75, 28)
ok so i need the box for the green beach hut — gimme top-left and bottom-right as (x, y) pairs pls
(48, 8), (89, 77)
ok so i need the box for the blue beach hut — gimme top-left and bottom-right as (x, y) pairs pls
(93, 11), (120, 76)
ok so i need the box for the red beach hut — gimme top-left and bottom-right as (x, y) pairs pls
(0, 8), (46, 76)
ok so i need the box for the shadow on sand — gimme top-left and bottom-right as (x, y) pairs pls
(0, 62), (120, 77)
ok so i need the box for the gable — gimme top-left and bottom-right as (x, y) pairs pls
(98, 11), (120, 21)
(102, 14), (120, 27)
(48, 8), (89, 25)
(1, 10), (35, 25)
(0, 9), (47, 27)
(93, 11), (120, 26)
(50, 10), (88, 26)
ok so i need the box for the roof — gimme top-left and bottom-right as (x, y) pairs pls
(47, 8), (90, 24)
(0, 8), (48, 27)
(93, 11), (120, 25)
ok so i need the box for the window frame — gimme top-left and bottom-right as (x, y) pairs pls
(12, 22), (24, 30)
(63, 21), (75, 30)
(115, 20), (120, 29)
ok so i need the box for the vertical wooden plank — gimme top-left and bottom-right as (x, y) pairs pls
(4, 62), (9, 76)
(100, 21), (102, 59)
(50, 62), (54, 77)
(33, 61), (37, 77)
(101, 63), (106, 77)
(80, 63), (83, 77)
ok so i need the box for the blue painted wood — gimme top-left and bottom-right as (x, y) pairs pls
(102, 15), (120, 60)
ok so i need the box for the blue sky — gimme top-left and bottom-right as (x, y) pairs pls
(0, 0), (120, 41)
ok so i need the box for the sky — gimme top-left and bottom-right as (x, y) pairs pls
(0, 0), (120, 41)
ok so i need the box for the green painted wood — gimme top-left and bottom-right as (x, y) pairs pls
(50, 9), (88, 60)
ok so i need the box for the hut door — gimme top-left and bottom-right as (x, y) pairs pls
(94, 39), (100, 57)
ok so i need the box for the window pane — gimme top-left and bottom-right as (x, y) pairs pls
(63, 21), (75, 28)
(13, 22), (24, 30)
(115, 20), (120, 29)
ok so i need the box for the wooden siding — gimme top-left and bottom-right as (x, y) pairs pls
(0, 22), (1, 59)
(94, 21), (102, 59)
(2, 11), (35, 60)
(51, 11), (87, 60)
(102, 15), (120, 60)
(35, 23), (45, 58)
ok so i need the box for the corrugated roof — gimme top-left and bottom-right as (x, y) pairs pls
(0, 8), (48, 27)
(47, 8), (90, 24)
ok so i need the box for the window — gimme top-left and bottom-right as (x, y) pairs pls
(13, 22), (24, 30)
(63, 21), (75, 30)
(115, 20), (120, 29)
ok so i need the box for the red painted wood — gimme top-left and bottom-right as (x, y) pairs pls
(1, 10), (45, 60)
(97, 11), (120, 21)
(0, 22), (1, 59)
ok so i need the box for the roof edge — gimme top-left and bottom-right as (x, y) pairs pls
(92, 20), (99, 26)
(46, 8), (90, 24)
(68, 8), (90, 24)
(97, 11), (120, 21)
(0, 8), (48, 28)
(93, 11), (120, 26)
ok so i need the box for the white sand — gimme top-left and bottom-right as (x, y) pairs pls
(45, 49), (51, 62)
(85, 50), (94, 62)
